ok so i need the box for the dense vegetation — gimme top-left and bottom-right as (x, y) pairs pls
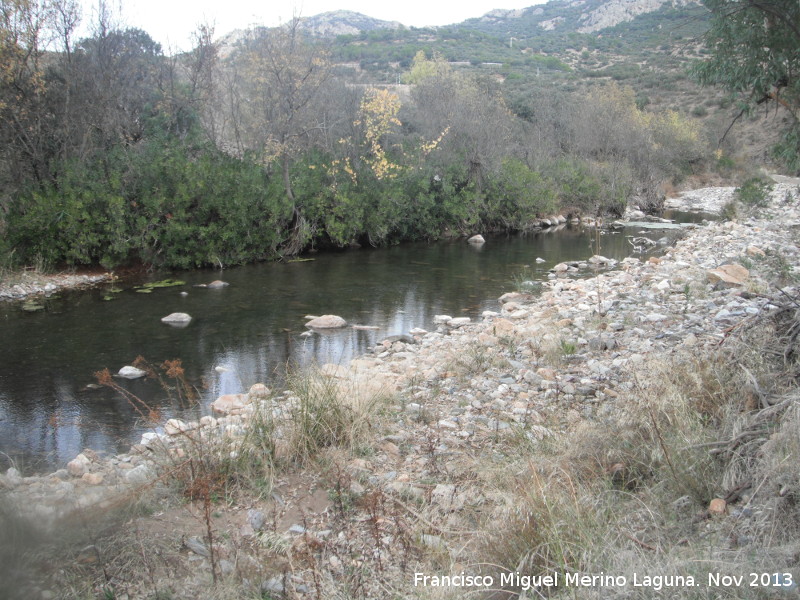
(0, 0), (773, 271)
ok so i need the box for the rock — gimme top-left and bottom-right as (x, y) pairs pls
(160, 312), (192, 325)
(433, 315), (452, 324)
(746, 245), (766, 258)
(707, 264), (750, 288)
(140, 432), (165, 447)
(164, 418), (189, 436)
(249, 383), (270, 399)
(81, 472), (104, 485)
(1, 467), (23, 489)
(124, 464), (153, 485)
(118, 365), (147, 379)
(184, 536), (210, 557)
(211, 393), (250, 415)
(467, 234), (485, 244)
(206, 280), (229, 289)
(709, 498), (727, 515)
(305, 314), (347, 329)
(447, 317), (471, 327)
(552, 262), (569, 273)
(248, 509), (266, 532)
(67, 454), (91, 477)
(588, 254), (612, 265)
(262, 577), (286, 595)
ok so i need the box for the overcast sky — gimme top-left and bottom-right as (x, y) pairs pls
(85, 0), (545, 51)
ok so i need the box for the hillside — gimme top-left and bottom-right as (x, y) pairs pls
(284, 0), (782, 172)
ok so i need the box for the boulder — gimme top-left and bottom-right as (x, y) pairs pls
(81, 472), (104, 485)
(248, 383), (271, 399)
(305, 314), (347, 329)
(164, 418), (189, 436)
(67, 453), (91, 477)
(707, 263), (749, 288)
(118, 365), (147, 379)
(206, 280), (229, 289)
(1, 467), (23, 489)
(161, 312), (192, 324)
(467, 234), (485, 244)
(211, 393), (250, 415)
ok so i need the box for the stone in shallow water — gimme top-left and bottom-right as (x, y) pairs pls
(118, 365), (147, 379)
(304, 314), (347, 329)
(160, 312), (192, 325)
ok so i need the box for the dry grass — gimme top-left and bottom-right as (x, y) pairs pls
(469, 292), (800, 600)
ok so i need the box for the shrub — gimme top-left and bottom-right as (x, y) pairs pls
(735, 177), (773, 208)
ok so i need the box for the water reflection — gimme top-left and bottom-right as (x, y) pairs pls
(0, 226), (650, 473)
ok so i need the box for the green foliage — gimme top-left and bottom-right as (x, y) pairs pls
(8, 140), (286, 269)
(735, 177), (773, 208)
(488, 159), (557, 228)
(691, 0), (800, 171)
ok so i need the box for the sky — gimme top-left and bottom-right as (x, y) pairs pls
(85, 0), (546, 52)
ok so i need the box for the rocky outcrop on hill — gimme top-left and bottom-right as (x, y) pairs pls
(297, 10), (402, 37)
(577, 0), (695, 33)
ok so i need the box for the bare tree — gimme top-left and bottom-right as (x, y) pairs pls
(228, 17), (332, 255)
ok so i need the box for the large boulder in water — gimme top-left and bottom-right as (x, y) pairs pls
(206, 280), (229, 289)
(305, 315), (347, 329)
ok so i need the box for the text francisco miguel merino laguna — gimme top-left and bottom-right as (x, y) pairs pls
(414, 571), (698, 591)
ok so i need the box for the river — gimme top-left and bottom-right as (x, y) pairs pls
(0, 220), (697, 473)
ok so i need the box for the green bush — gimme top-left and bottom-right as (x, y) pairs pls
(735, 177), (773, 208)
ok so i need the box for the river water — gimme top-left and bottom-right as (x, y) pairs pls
(0, 222), (691, 473)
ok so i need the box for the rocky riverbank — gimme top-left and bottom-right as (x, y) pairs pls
(0, 270), (110, 301)
(2, 182), (800, 599)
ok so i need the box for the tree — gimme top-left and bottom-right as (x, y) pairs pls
(0, 0), (53, 188)
(407, 52), (516, 191)
(231, 18), (332, 255)
(692, 0), (800, 170)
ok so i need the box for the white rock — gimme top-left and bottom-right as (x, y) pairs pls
(433, 315), (452, 324)
(118, 365), (147, 379)
(448, 317), (471, 327)
(199, 415), (218, 428)
(124, 464), (153, 485)
(164, 418), (189, 436)
(305, 314), (347, 329)
(161, 312), (192, 324)
(467, 234), (485, 244)
(67, 453), (91, 477)
(140, 432), (165, 446)
(1, 467), (23, 488)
